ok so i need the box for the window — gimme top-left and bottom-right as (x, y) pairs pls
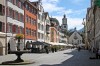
(29, 17), (31, 23)
(26, 15), (28, 22)
(15, 25), (18, 33)
(32, 8), (34, 14)
(41, 34), (44, 39)
(16, 0), (19, 7)
(29, 6), (32, 12)
(0, 22), (2, 31)
(0, 4), (5, 15)
(38, 14), (40, 20)
(25, 3), (29, 10)
(31, 30), (33, 36)
(80, 40), (81, 44)
(38, 23), (40, 29)
(13, 10), (15, 19)
(34, 9), (37, 14)
(0, 4), (2, 15)
(20, 14), (23, 22)
(26, 28), (28, 35)
(38, 32), (40, 39)
(2, 23), (5, 32)
(34, 20), (36, 25)
(9, 8), (12, 18)
(42, 25), (43, 30)
(64, 26), (66, 28)
(31, 18), (33, 25)
(15, 12), (18, 20)
(34, 30), (36, 37)
(21, 2), (23, 9)
(29, 29), (31, 36)
(19, 27), (23, 34)
(9, 23), (12, 33)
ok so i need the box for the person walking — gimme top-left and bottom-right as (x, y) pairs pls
(44, 46), (49, 54)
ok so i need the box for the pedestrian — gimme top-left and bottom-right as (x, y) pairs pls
(97, 49), (100, 59)
(44, 46), (49, 54)
(54, 48), (57, 52)
(51, 47), (54, 53)
(78, 47), (81, 51)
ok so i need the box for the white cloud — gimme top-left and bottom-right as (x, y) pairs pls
(29, 0), (84, 30)
(68, 18), (84, 30)
(42, 3), (64, 13)
(53, 15), (84, 30)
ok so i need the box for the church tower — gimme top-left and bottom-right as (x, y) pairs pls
(62, 14), (68, 31)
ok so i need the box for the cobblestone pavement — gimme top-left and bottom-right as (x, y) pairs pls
(0, 49), (100, 66)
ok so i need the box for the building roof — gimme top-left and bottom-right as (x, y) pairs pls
(50, 18), (59, 25)
(43, 12), (49, 19)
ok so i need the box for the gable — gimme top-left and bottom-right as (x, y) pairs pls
(45, 14), (50, 25)
(69, 31), (82, 39)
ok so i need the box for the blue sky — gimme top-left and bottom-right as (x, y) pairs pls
(30, 0), (90, 30)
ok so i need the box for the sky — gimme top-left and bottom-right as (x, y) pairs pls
(29, 0), (90, 30)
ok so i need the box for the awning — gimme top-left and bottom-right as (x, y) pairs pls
(32, 41), (45, 45)
(43, 42), (51, 46)
(50, 42), (67, 46)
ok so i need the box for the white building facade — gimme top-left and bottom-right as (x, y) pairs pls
(68, 31), (83, 45)
(0, 0), (6, 55)
(6, 0), (24, 52)
(37, 2), (45, 42)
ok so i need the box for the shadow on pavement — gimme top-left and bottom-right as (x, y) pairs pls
(0, 60), (35, 65)
(40, 49), (100, 66)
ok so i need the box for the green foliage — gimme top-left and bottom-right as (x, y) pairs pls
(94, 0), (100, 7)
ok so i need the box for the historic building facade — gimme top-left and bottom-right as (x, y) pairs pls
(24, 1), (37, 44)
(32, 1), (45, 42)
(43, 12), (51, 43)
(86, 0), (100, 50)
(0, 0), (6, 55)
(68, 30), (83, 45)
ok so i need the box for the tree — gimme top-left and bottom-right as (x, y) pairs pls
(94, 0), (100, 7)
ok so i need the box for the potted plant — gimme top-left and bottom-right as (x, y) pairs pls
(15, 34), (24, 51)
